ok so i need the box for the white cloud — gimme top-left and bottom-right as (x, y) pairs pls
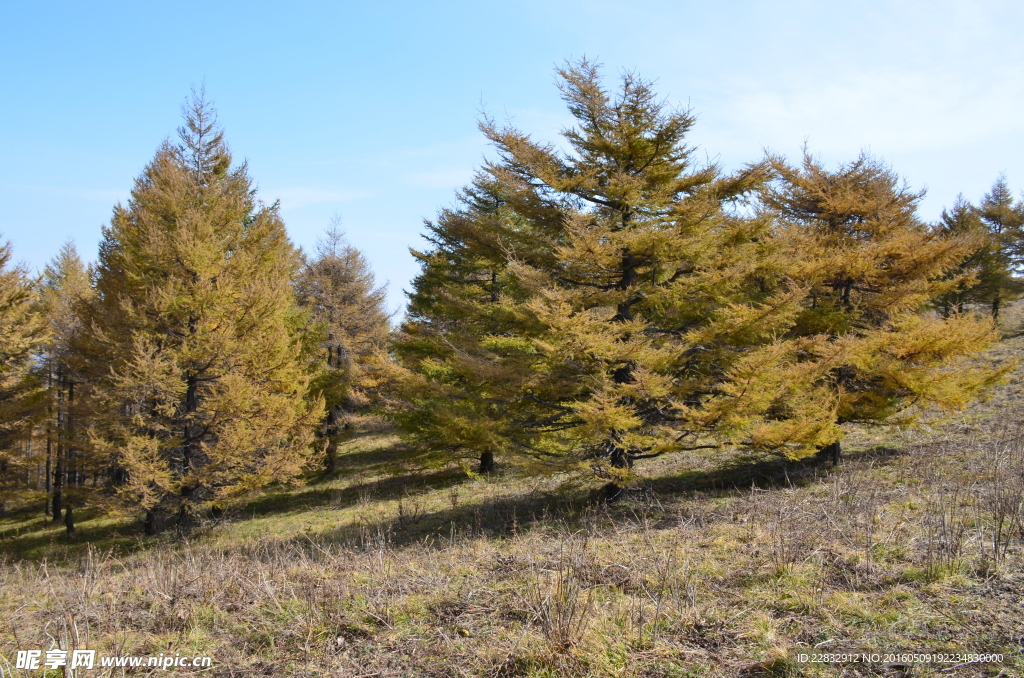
(712, 65), (1024, 158)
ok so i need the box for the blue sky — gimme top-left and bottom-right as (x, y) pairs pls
(2, 0), (1022, 314)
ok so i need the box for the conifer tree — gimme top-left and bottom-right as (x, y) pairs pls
(763, 153), (1002, 464)
(294, 222), (391, 472)
(934, 197), (987, 316)
(395, 171), (556, 474)
(977, 176), (1024, 319)
(84, 93), (323, 534)
(38, 242), (94, 533)
(0, 239), (47, 514)
(395, 63), (838, 491)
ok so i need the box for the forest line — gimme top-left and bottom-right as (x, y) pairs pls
(2, 62), (1023, 537)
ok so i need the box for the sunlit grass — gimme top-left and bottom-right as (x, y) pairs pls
(1, 308), (1023, 676)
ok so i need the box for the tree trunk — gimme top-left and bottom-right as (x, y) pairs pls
(992, 294), (1001, 320)
(144, 510), (157, 536)
(64, 503), (75, 536)
(602, 246), (640, 500)
(324, 408), (337, 473)
(179, 373), (198, 536)
(613, 250), (638, 320)
(45, 365), (53, 515)
(602, 482), (624, 502)
(478, 450), (496, 474)
(53, 372), (65, 521)
(177, 493), (195, 537)
(324, 443), (338, 474)
(67, 380), (76, 488)
(817, 440), (842, 466)
(44, 435), (51, 517)
(601, 446), (633, 501)
(52, 444), (63, 521)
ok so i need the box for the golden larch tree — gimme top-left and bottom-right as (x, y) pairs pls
(83, 93), (324, 534)
(294, 222), (391, 472)
(764, 153), (1003, 464)
(395, 63), (839, 494)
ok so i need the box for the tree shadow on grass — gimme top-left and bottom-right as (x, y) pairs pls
(647, 444), (912, 497)
(238, 466), (469, 518)
(299, 444), (919, 551)
(298, 461), (778, 551)
(0, 507), (151, 562)
(308, 479), (596, 550)
(318, 434), (415, 478)
(2, 440), (922, 562)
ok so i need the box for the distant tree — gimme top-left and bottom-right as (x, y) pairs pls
(977, 176), (1024, 319)
(0, 239), (47, 514)
(763, 153), (1002, 464)
(38, 242), (94, 534)
(83, 92), (323, 534)
(294, 221), (391, 472)
(395, 62), (838, 494)
(933, 197), (987, 317)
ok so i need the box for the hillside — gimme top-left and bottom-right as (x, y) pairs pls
(1, 315), (1023, 677)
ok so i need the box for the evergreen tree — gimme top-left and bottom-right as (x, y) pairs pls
(0, 239), (47, 514)
(38, 242), (94, 534)
(394, 170), (560, 474)
(84, 93), (323, 534)
(395, 63), (837, 491)
(977, 176), (1024, 319)
(763, 153), (1002, 464)
(933, 197), (987, 317)
(294, 222), (391, 472)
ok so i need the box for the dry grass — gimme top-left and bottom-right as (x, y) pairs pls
(2, 312), (1024, 676)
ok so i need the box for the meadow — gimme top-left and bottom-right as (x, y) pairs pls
(2, 314), (1023, 678)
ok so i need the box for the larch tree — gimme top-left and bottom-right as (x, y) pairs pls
(83, 92), (323, 534)
(933, 197), (988, 317)
(763, 153), (1003, 464)
(395, 62), (840, 493)
(294, 221), (391, 472)
(38, 242), (94, 534)
(976, 176), (1024, 319)
(0, 239), (47, 514)
(394, 169), (563, 474)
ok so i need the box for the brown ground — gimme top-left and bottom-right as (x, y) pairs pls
(2, 309), (1023, 677)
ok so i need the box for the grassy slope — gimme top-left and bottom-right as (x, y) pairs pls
(2, 316), (1023, 677)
